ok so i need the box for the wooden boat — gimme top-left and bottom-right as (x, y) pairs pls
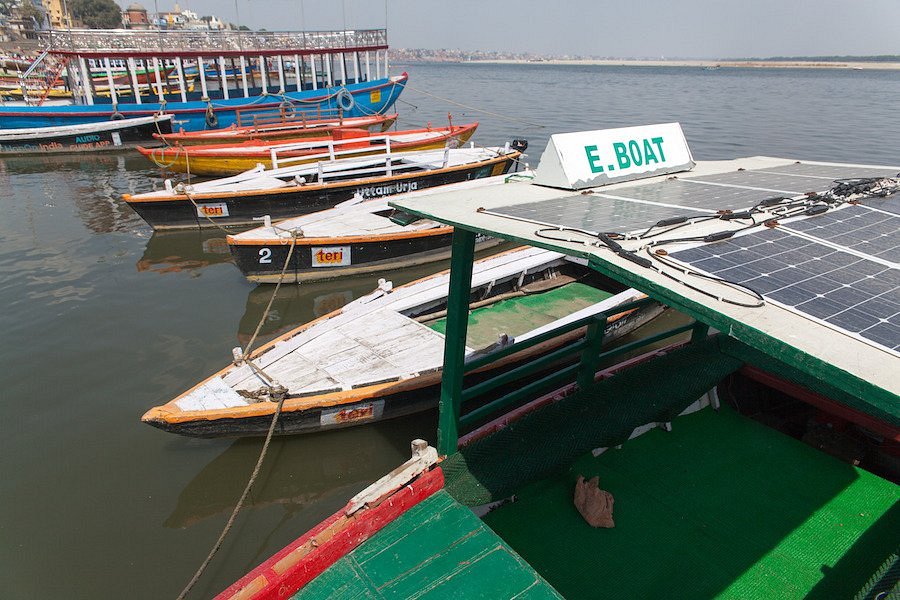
(155, 112), (398, 146)
(0, 29), (405, 131)
(123, 142), (514, 230)
(136, 122), (479, 176)
(141, 246), (665, 437)
(211, 126), (900, 599)
(0, 114), (172, 155)
(226, 173), (530, 283)
(225, 196), (495, 284)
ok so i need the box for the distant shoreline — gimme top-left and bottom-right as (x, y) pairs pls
(400, 59), (900, 70)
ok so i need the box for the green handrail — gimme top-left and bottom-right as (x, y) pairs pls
(463, 297), (656, 373)
(460, 334), (593, 403)
(457, 318), (701, 432)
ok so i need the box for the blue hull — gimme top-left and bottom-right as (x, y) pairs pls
(0, 74), (407, 131)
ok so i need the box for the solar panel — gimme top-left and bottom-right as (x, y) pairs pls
(669, 227), (900, 352)
(784, 205), (900, 264)
(683, 170), (822, 194)
(485, 194), (709, 234)
(861, 192), (900, 216)
(757, 162), (900, 180)
(595, 179), (782, 212)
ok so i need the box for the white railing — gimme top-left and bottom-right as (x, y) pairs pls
(269, 135), (452, 182)
(38, 29), (388, 55)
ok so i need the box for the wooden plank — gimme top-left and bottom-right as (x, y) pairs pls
(175, 377), (249, 412)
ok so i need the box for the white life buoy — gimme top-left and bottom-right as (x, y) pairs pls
(336, 89), (355, 112)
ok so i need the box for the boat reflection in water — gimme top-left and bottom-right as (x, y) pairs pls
(164, 411), (435, 530)
(137, 229), (234, 275)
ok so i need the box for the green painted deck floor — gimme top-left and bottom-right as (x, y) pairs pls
(429, 282), (612, 349)
(482, 406), (899, 599)
(292, 489), (563, 599)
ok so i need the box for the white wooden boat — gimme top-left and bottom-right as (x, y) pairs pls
(142, 247), (664, 437)
(123, 144), (523, 229)
(226, 172), (534, 283)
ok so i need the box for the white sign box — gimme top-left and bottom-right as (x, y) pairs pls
(533, 123), (694, 190)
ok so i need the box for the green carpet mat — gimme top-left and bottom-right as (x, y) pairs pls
(429, 282), (613, 349)
(482, 406), (899, 600)
(292, 489), (562, 599)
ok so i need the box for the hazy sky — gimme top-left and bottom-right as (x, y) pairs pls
(156, 0), (899, 58)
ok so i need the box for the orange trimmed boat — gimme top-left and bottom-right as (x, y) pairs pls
(155, 112), (398, 146)
(137, 122), (479, 177)
(140, 247), (663, 437)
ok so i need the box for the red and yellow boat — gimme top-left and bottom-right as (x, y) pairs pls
(137, 122), (479, 177)
(154, 112), (398, 146)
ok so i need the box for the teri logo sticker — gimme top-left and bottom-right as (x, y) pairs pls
(320, 400), (384, 426)
(311, 246), (351, 267)
(196, 202), (229, 218)
(369, 88), (381, 103)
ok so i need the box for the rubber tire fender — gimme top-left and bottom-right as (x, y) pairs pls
(205, 107), (219, 129)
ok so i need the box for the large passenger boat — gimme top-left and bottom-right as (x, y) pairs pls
(0, 29), (405, 131)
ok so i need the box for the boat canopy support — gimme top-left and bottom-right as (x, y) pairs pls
(435, 228), (711, 456)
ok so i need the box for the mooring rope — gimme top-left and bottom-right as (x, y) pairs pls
(175, 233), (297, 600)
(175, 389), (286, 600)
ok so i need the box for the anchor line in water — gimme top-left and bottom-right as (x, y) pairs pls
(176, 233), (297, 600)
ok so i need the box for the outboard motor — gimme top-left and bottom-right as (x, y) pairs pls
(511, 139), (529, 153)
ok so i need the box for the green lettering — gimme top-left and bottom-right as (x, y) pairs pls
(643, 138), (659, 164)
(613, 142), (630, 169)
(584, 145), (603, 173)
(628, 140), (643, 166)
(651, 136), (666, 162)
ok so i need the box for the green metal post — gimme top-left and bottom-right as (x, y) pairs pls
(576, 315), (607, 390)
(436, 228), (476, 456)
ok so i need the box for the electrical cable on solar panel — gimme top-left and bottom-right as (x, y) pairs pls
(535, 226), (621, 245)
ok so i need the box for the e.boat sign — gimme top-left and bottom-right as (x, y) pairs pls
(532, 123), (695, 190)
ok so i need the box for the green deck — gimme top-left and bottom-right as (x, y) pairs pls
(292, 489), (562, 599)
(482, 406), (899, 599)
(428, 282), (613, 349)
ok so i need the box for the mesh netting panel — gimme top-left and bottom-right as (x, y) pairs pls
(443, 336), (743, 506)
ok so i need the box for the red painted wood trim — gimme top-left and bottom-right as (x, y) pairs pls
(215, 466), (445, 600)
(51, 45), (389, 60)
(739, 365), (900, 442)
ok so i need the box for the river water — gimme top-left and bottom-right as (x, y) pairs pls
(1, 63), (898, 598)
